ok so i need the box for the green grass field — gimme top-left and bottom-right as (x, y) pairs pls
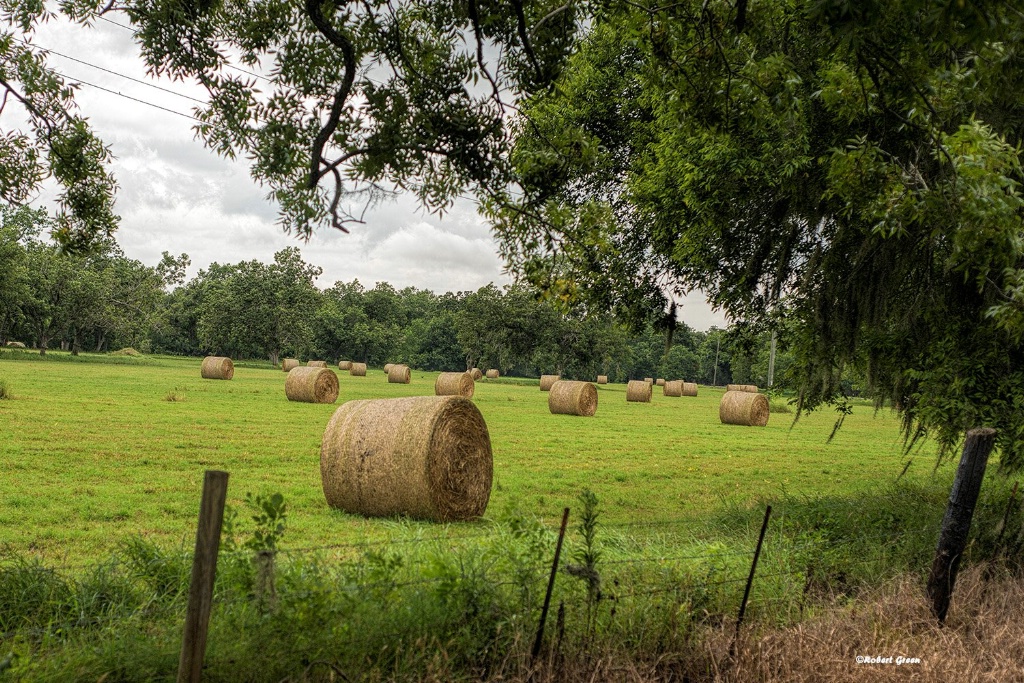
(0, 349), (930, 563)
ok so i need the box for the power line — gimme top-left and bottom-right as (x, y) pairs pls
(12, 36), (207, 105)
(53, 69), (204, 123)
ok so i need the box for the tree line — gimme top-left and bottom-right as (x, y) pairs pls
(0, 206), (790, 387)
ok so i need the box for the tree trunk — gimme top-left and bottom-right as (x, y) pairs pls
(71, 330), (80, 356)
(39, 333), (48, 356)
(269, 350), (280, 366)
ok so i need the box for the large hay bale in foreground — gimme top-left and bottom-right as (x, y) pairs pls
(338, 360), (352, 371)
(435, 372), (474, 398)
(285, 366), (339, 404)
(485, 369), (499, 379)
(627, 380), (652, 403)
(320, 396), (493, 521)
(664, 380), (683, 397)
(682, 382), (698, 397)
(596, 375), (608, 385)
(470, 368), (483, 381)
(720, 390), (769, 426)
(548, 380), (598, 416)
(539, 374), (560, 391)
(282, 358), (299, 372)
(307, 360), (327, 368)
(201, 356), (234, 380)
(727, 384), (759, 393)
(349, 363), (367, 377)
(387, 364), (411, 384)
(656, 378), (665, 386)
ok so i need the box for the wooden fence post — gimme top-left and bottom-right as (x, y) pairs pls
(178, 470), (229, 683)
(926, 428), (996, 623)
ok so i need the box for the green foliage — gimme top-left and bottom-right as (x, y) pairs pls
(0, 380), (9, 399)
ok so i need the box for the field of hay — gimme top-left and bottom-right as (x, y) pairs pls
(0, 349), (929, 563)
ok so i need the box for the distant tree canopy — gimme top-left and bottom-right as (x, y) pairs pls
(493, 1), (1024, 468)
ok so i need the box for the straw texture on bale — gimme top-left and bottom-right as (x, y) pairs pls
(387, 364), (411, 384)
(281, 358), (299, 372)
(627, 380), (652, 403)
(201, 356), (234, 380)
(384, 363), (394, 374)
(539, 374), (560, 391)
(548, 380), (598, 417)
(644, 377), (653, 384)
(349, 362), (367, 376)
(307, 360), (327, 368)
(285, 366), (339, 404)
(727, 384), (759, 393)
(596, 375), (608, 384)
(720, 390), (770, 426)
(338, 360), (352, 371)
(656, 378), (665, 386)
(320, 396), (493, 521)
(435, 372), (474, 398)
(485, 369), (499, 379)
(682, 382), (698, 396)
(663, 380), (683, 397)
(470, 368), (483, 381)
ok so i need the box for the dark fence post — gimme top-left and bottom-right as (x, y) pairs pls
(178, 470), (229, 683)
(531, 507), (570, 672)
(926, 428), (996, 623)
(730, 505), (771, 657)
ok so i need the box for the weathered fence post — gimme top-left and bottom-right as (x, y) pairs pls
(730, 505), (771, 657)
(178, 470), (229, 683)
(926, 428), (996, 623)
(531, 507), (570, 673)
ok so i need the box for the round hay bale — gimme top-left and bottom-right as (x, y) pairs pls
(387, 364), (411, 384)
(485, 369), (499, 379)
(663, 380), (683, 397)
(201, 356), (234, 380)
(282, 358), (299, 372)
(338, 360), (352, 371)
(384, 363), (394, 374)
(435, 372), (474, 398)
(307, 360), (327, 368)
(720, 390), (769, 426)
(548, 380), (598, 416)
(644, 377), (654, 384)
(727, 384), (759, 393)
(285, 366), (339, 404)
(596, 375), (608, 385)
(470, 368), (483, 381)
(656, 378), (665, 386)
(5, 341), (26, 348)
(349, 362), (367, 377)
(682, 382), (698, 397)
(627, 380), (652, 403)
(320, 396), (493, 521)
(539, 374), (560, 391)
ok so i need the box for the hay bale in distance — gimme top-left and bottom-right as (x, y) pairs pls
(656, 378), (665, 386)
(727, 384), (759, 393)
(720, 390), (770, 426)
(201, 356), (234, 380)
(485, 369), (500, 379)
(663, 380), (683, 397)
(596, 375), (608, 384)
(5, 341), (26, 348)
(320, 396), (493, 521)
(285, 366), (339, 404)
(470, 368), (483, 381)
(387, 364), (411, 384)
(682, 382), (698, 397)
(338, 360), (352, 371)
(644, 377), (654, 384)
(435, 372), (474, 398)
(350, 362), (367, 377)
(281, 358), (299, 372)
(627, 380), (652, 403)
(307, 360), (327, 368)
(539, 374), (560, 391)
(384, 363), (394, 374)
(548, 380), (598, 417)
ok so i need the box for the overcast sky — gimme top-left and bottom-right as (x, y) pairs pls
(24, 16), (728, 330)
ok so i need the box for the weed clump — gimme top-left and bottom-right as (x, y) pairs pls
(0, 381), (10, 399)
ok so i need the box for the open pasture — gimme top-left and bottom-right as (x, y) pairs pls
(0, 350), (923, 563)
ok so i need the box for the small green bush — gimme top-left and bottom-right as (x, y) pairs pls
(0, 381), (9, 400)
